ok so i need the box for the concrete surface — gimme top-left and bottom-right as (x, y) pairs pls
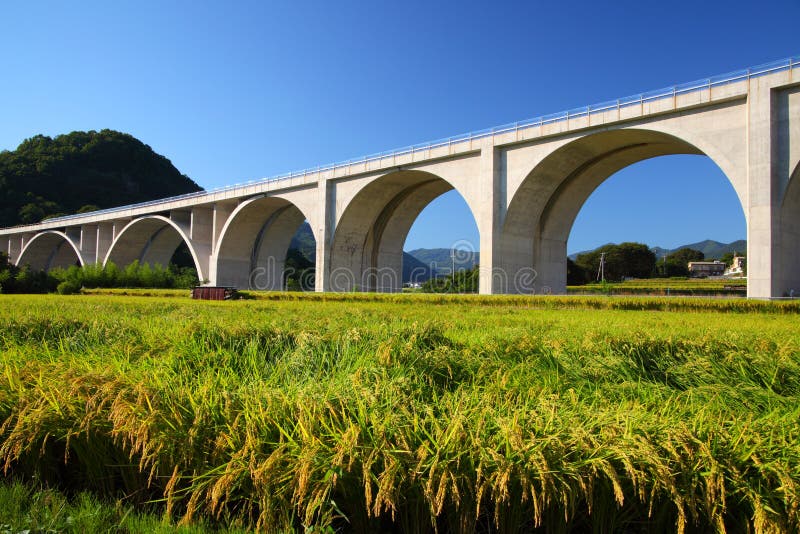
(1, 65), (798, 298)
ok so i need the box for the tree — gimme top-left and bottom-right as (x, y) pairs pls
(284, 248), (314, 291)
(575, 242), (656, 281)
(421, 266), (479, 293)
(657, 248), (704, 277)
(719, 252), (738, 267)
(0, 130), (202, 227)
(77, 204), (100, 214)
(567, 258), (589, 285)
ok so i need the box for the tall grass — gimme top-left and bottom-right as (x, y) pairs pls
(0, 480), (249, 533)
(0, 294), (798, 532)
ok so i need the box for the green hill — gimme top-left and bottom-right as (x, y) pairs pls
(570, 239), (747, 261)
(0, 129), (201, 227)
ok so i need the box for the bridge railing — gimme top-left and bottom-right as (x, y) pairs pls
(32, 55), (799, 227)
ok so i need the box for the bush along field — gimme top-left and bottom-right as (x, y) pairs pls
(0, 252), (199, 295)
(0, 294), (798, 532)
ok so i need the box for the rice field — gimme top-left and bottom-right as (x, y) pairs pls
(568, 277), (748, 296)
(0, 293), (798, 532)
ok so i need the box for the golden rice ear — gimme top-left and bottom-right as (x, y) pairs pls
(0, 294), (798, 532)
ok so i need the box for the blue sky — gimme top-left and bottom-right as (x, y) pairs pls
(2, 1), (798, 253)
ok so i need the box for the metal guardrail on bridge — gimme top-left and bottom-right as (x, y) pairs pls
(32, 55), (800, 226)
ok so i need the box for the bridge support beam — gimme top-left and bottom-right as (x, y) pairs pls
(746, 76), (775, 298)
(96, 223), (114, 264)
(477, 140), (504, 295)
(315, 179), (333, 292)
(79, 225), (98, 265)
(190, 207), (214, 284)
(7, 237), (21, 265)
(745, 76), (800, 298)
(212, 202), (237, 255)
(206, 201), (237, 286)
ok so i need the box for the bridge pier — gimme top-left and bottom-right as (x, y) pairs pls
(477, 140), (504, 295)
(95, 223), (114, 264)
(189, 207), (214, 283)
(745, 75), (800, 298)
(6, 236), (21, 264)
(314, 179), (333, 292)
(79, 225), (98, 264)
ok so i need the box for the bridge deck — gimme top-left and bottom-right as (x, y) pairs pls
(1, 56), (796, 236)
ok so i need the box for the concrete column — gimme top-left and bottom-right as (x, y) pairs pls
(20, 233), (34, 251)
(190, 207), (213, 283)
(212, 201), (237, 253)
(207, 201), (237, 285)
(96, 223), (114, 264)
(477, 139), (505, 294)
(315, 179), (334, 292)
(772, 85), (800, 297)
(8, 237), (22, 264)
(746, 78), (778, 298)
(80, 225), (98, 265)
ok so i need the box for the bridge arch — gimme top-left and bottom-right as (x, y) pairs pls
(499, 127), (746, 293)
(329, 169), (477, 292)
(213, 195), (316, 290)
(16, 231), (84, 271)
(104, 215), (205, 281)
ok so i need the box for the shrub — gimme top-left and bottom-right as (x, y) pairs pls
(56, 280), (81, 295)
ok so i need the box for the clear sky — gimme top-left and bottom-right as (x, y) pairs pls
(2, 1), (798, 253)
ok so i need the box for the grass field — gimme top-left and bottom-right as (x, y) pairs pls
(0, 293), (798, 532)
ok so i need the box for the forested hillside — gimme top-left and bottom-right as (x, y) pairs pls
(0, 129), (201, 226)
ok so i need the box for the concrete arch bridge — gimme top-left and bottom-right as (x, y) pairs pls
(2, 57), (800, 298)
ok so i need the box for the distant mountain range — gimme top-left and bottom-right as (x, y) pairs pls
(288, 224), (477, 283)
(650, 239), (747, 260)
(406, 248), (479, 271)
(289, 223), (744, 283)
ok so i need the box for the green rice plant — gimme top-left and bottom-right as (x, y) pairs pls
(0, 293), (797, 532)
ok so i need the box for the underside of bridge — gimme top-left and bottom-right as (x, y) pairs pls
(213, 196), (311, 290)
(498, 129), (739, 294)
(329, 170), (458, 292)
(105, 216), (204, 280)
(17, 231), (83, 271)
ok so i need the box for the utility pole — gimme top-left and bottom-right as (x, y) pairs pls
(596, 252), (606, 282)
